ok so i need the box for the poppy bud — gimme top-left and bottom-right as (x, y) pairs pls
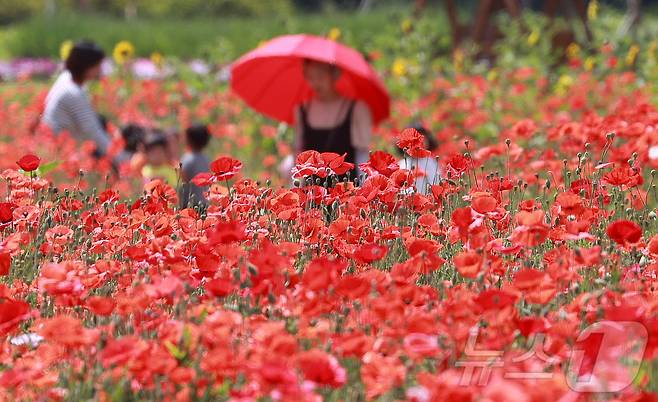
(16, 154), (40, 172)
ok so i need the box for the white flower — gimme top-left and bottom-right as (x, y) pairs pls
(649, 146), (658, 160)
(10, 333), (44, 347)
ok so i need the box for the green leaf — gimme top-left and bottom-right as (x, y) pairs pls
(164, 340), (186, 360)
(18, 160), (60, 177)
(182, 325), (192, 349)
(37, 160), (60, 176)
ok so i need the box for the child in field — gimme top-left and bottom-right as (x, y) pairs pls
(178, 124), (211, 208)
(397, 124), (441, 194)
(121, 124), (146, 156)
(141, 131), (178, 185)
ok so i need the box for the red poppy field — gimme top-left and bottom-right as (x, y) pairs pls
(2, 31), (658, 402)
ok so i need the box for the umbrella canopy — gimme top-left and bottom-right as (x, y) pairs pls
(230, 34), (390, 125)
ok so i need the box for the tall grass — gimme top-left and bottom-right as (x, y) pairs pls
(0, 5), (436, 61)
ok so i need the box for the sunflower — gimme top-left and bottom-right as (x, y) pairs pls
(400, 18), (413, 34)
(626, 44), (640, 66)
(392, 58), (408, 78)
(113, 40), (135, 65)
(587, 0), (599, 20)
(555, 74), (573, 95)
(150, 52), (163, 67)
(566, 43), (580, 61)
(584, 56), (595, 71)
(328, 27), (341, 41)
(527, 29), (540, 47)
(59, 40), (73, 61)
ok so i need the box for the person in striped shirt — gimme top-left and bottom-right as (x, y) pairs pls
(42, 41), (112, 158)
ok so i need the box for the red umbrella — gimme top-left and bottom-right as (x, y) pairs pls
(230, 34), (390, 125)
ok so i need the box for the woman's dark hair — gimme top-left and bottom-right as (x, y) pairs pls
(302, 58), (341, 78)
(185, 124), (211, 152)
(65, 40), (105, 82)
(121, 124), (146, 153)
(411, 123), (438, 151)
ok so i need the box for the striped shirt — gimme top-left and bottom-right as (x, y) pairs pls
(42, 71), (110, 155)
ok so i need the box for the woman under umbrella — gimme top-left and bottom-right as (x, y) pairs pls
(293, 59), (372, 181)
(231, 34), (390, 185)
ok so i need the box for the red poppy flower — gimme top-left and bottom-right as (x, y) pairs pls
(100, 336), (147, 368)
(607, 220), (642, 246)
(446, 154), (469, 176)
(302, 257), (346, 292)
(321, 152), (354, 175)
(209, 156), (242, 180)
(354, 243), (388, 264)
(451, 206), (474, 241)
(86, 296), (115, 316)
(361, 150), (399, 177)
(16, 154), (40, 172)
(205, 277), (233, 297)
(474, 289), (518, 311)
(297, 350), (346, 388)
(453, 250), (483, 279)
(0, 202), (17, 224)
(556, 192), (583, 215)
(191, 172), (214, 187)
(206, 221), (246, 245)
(471, 193), (497, 214)
(396, 128), (425, 151)
(648, 235), (658, 255)
(403, 333), (440, 359)
(0, 252), (10, 276)
(603, 166), (643, 188)
(294, 150), (326, 178)
(406, 238), (445, 274)
(515, 316), (550, 338)
(0, 299), (30, 336)
(513, 268), (546, 290)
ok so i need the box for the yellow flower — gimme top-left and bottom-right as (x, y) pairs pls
(584, 56), (595, 71)
(113, 40), (135, 65)
(648, 40), (657, 63)
(625, 44), (640, 66)
(587, 0), (598, 20)
(453, 48), (464, 73)
(401, 18), (413, 33)
(150, 52), (163, 67)
(486, 69), (497, 81)
(566, 43), (580, 60)
(328, 27), (341, 41)
(556, 74), (573, 95)
(527, 29), (540, 46)
(59, 40), (73, 61)
(392, 58), (408, 78)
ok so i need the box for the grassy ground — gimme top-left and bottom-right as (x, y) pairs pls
(0, 5), (439, 62)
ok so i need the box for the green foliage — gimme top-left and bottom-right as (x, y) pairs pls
(0, 6), (410, 60)
(0, 0), (42, 24)
(0, 0), (293, 23)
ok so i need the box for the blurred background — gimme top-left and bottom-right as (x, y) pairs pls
(0, 0), (657, 185)
(0, 0), (656, 64)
